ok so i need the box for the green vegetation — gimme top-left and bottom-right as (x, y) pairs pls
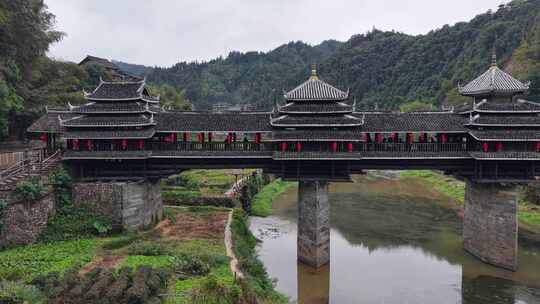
(149, 83), (192, 110)
(14, 178), (44, 202)
(38, 206), (113, 243)
(162, 169), (252, 199)
(0, 199), (7, 231)
(101, 234), (141, 250)
(0, 280), (46, 304)
(0, 238), (110, 281)
(231, 209), (288, 303)
(399, 100), (434, 112)
(400, 170), (465, 203)
(251, 179), (294, 217)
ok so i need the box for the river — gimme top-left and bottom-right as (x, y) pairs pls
(249, 174), (540, 304)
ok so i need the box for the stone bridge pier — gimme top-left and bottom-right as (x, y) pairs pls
(297, 180), (330, 268)
(72, 179), (163, 229)
(463, 180), (518, 271)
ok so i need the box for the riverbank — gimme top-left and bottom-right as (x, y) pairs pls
(399, 170), (540, 235)
(250, 179), (294, 217)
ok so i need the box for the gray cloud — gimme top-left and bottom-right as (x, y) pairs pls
(46, 0), (501, 67)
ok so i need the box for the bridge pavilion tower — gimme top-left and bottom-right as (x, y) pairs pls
(58, 79), (163, 228)
(271, 65), (361, 268)
(458, 54), (532, 270)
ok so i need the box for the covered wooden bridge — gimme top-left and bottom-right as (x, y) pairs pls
(27, 58), (538, 271)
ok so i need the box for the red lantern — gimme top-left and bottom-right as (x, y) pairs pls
(281, 142), (287, 152)
(39, 133), (48, 142)
(331, 142), (338, 152)
(73, 139), (80, 150)
(183, 132), (188, 142)
(441, 134), (448, 143)
(86, 139), (93, 151)
(375, 133), (382, 143)
(496, 142), (503, 152)
(296, 142), (302, 152)
(255, 133), (261, 144)
(482, 142), (489, 153)
(208, 133), (212, 142)
(536, 142), (540, 153)
(138, 140), (145, 150)
(121, 139), (128, 150)
(347, 142), (353, 152)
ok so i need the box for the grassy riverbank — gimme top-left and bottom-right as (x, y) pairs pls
(250, 179), (294, 217)
(162, 169), (254, 200)
(400, 170), (540, 233)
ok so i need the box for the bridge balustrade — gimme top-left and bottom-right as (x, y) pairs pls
(362, 143), (468, 153)
(150, 142), (273, 152)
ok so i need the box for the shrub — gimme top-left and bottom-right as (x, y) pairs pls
(93, 220), (112, 235)
(49, 166), (73, 208)
(102, 234), (141, 250)
(191, 274), (241, 304)
(39, 206), (113, 242)
(14, 178), (44, 202)
(0, 199), (7, 230)
(127, 241), (171, 256)
(0, 280), (46, 304)
(171, 253), (211, 276)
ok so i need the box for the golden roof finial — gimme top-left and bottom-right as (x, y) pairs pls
(491, 50), (497, 68)
(310, 64), (318, 80)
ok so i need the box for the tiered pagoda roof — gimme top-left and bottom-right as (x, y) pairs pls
(56, 79), (160, 140)
(270, 66), (363, 129)
(458, 54), (530, 96)
(457, 54), (540, 145)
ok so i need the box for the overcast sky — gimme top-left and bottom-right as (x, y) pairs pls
(46, 0), (503, 67)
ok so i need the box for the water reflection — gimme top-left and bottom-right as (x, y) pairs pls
(250, 175), (540, 304)
(297, 263), (329, 304)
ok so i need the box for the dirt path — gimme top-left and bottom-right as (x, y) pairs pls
(224, 211), (244, 280)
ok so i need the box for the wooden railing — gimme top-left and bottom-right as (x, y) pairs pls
(0, 150), (61, 190)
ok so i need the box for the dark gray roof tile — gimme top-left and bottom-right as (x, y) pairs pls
(362, 113), (467, 132)
(459, 66), (529, 96)
(157, 112), (272, 132)
(284, 77), (348, 101)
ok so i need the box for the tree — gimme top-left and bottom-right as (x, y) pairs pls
(399, 100), (434, 112)
(149, 84), (192, 110)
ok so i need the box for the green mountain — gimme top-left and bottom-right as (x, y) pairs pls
(145, 0), (540, 110)
(147, 40), (342, 110)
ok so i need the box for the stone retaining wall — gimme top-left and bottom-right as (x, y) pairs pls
(73, 180), (163, 229)
(0, 194), (55, 247)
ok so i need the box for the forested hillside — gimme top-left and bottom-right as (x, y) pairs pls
(146, 0), (540, 110)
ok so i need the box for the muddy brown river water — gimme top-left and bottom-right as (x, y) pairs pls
(249, 175), (540, 304)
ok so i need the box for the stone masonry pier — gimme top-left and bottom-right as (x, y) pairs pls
(73, 180), (163, 229)
(463, 180), (518, 271)
(298, 180), (330, 268)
